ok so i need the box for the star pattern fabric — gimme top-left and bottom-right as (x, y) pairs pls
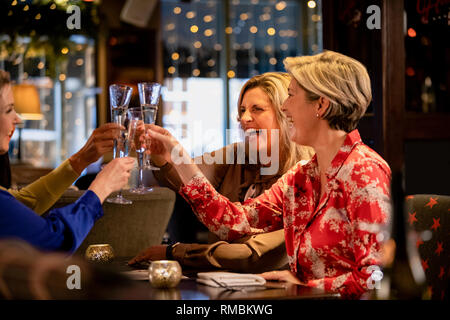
(405, 195), (449, 300)
(180, 130), (392, 299)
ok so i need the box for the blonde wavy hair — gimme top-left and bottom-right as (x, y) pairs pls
(0, 70), (11, 94)
(237, 72), (314, 173)
(284, 51), (372, 133)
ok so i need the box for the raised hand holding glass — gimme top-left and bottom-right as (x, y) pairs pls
(107, 84), (133, 204)
(138, 82), (162, 170)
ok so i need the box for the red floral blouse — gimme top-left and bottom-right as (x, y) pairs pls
(180, 130), (392, 298)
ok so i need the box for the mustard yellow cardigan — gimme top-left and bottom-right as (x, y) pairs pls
(0, 160), (80, 215)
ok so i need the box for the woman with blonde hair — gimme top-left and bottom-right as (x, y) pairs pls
(142, 51), (391, 298)
(129, 72), (313, 272)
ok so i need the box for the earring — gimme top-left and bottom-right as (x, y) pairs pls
(316, 113), (320, 118)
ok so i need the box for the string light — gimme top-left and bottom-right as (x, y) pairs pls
(190, 25), (199, 33)
(204, 29), (213, 37)
(267, 27), (276, 36)
(173, 7), (181, 14)
(168, 66), (176, 74)
(307, 1), (316, 9)
(407, 28), (417, 37)
(61, 47), (69, 54)
(203, 15), (213, 23)
(312, 14), (321, 22)
(171, 52), (179, 60)
(240, 13), (249, 21)
(250, 26), (258, 33)
(193, 41), (202, 48)
(192, 69), (200, 76)
(225, 27), (233, 34)
(59, 74), (66, 81)
(35, 13), (41, 20)
(227, 70), (235, 78)
(186, 11), (195, 19)
(275, 1), (287, 11)
(264, 45), (272, 53)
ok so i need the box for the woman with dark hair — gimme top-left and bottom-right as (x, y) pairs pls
(0, 69), (135, 252)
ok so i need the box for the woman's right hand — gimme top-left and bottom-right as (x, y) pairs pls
(88, 157), (135, 203)
(145, 124), (202, 185)
(144, 124), (184, 165)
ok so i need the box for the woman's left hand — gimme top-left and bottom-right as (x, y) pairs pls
(258, 270), (302, 285)
(69, 123), (123, 174)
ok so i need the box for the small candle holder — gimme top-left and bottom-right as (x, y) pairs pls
(148, 260), (182, 288)
(84, 244), (115, 264)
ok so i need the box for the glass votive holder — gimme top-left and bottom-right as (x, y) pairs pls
(85, 244), (115, 264)
(148, 260), (182, 288)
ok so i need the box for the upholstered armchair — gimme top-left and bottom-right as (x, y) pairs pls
(50, 188), (176, 258)
(404, 194), (449, 300)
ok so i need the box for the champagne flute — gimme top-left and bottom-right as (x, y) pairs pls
(127, 107), (150, 194)
(107, 84), (133, 204)
(138, 82), (162, 170)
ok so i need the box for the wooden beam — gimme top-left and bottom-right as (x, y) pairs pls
(382, 0), (405, 173)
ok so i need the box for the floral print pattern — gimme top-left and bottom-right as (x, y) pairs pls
(180, 130), (391, 298)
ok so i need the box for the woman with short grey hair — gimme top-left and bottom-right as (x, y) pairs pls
(144, 51), (391, 298)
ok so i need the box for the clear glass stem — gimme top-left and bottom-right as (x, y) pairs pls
(137, 151), (144, 188)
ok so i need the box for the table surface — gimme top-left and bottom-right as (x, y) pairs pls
(105, 258), (341, 300)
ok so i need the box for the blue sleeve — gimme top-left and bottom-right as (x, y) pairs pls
(0, 190), (103, 253)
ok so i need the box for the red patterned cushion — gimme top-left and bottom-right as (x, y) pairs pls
(404, 195), (449, 300)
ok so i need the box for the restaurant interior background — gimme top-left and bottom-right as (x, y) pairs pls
(0, 0), (448, 300)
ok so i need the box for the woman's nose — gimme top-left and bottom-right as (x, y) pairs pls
(14, 112), (22, 125)
(240, 109), (252, 122)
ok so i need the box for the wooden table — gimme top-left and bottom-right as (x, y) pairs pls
(107, 258), (341, 300)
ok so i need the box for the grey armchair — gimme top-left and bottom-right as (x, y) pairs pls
(50, 188), (175, 257)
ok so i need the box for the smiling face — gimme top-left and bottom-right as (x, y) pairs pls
(282, 79), (318, 146)
(0, 84), (20, 154)
(239, 87), (280, 154)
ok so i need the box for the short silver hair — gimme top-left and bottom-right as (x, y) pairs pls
(284, 51), (372, 132)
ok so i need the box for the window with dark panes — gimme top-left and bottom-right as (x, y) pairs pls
(160, 0), (322, 156)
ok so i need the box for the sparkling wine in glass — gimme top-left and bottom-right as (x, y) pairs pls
(127, 107), (150, 194)
(107, 84), (133, 205)
(138, 82), (162, 170)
